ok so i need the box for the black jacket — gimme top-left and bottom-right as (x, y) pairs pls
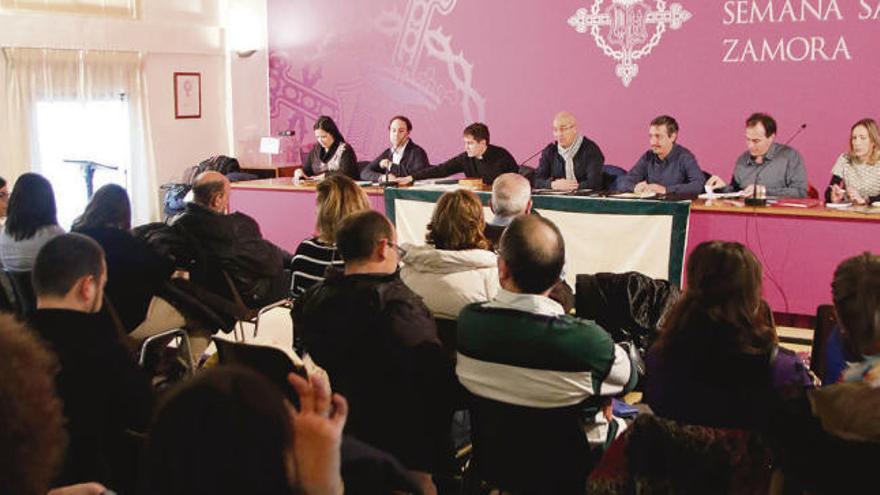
(303, 142), (359, 179)
(534, 138), (605, 190)
(293, 270), (455, 471)
(411, 144), (518, 184)
(172, 203), (290, 307)
(361, 140), (430, 181)
(75, 226), (174, 332)
(28, 309), (153, 488)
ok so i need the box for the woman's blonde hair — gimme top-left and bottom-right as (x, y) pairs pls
(848, 118), (880, 165)
(426, 189), (490, 251)
(315, 175), (370, 244)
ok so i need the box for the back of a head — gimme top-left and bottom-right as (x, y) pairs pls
(0, 314), (66, 495)
(499, 215), (564, 294)
(5, 173), (58, 241)
(659, 241), (774, 355)
(491, 173), (531, 217)
(32, 233), (104, 299)
(336, 210), (393, 263)
(426, 189), (489, 250)
(140, 366), (293, 495)
(832, 252), (880, 355)
(71, 183), (132, 232)
(315, 175), (370, 244)
(191, 171), (229, 207)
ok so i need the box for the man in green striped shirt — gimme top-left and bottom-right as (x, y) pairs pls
(456, 214), (637, 446)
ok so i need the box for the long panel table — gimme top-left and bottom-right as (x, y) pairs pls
(230, 178), (880, 316)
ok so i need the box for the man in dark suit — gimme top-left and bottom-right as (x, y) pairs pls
(361, 115), (430, 182)
(533, 111), (605, 190)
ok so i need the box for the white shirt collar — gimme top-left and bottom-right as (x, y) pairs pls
(391, 139), (409, 164)
(484, 288), (565, 317)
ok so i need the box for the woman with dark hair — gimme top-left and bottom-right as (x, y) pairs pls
(302, 115), (359, 180)
(644, 241), (811, 430)
(139, 365), (347, 495)
(401, 189), (499, 319)
(0, 173), (64, 271)
(72, 184), (174, 332)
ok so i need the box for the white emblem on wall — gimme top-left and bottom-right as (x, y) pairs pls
(568, 0), (692, 87)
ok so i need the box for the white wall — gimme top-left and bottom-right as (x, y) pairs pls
(0, 0), (269, 187)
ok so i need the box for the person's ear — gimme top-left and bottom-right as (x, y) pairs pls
(376, 239), (390, 262)
(526, 199), (533, 214)
(498, 257), (511, 283)
(489, 199), (496, 214)
(77, 275), (96, 304)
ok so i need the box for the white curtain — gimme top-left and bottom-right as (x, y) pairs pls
(1, 48), (159, 225)
(0, 0), (137, 17)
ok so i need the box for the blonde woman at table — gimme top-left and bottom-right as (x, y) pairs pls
(826, 118), (880, 206)
(302, 115), (360, 180)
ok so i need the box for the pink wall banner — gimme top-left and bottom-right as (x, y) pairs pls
(268, 0), (880, 189)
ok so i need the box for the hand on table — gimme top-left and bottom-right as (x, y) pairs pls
(849, 188), (867, 205)
(551, 178), (579, 191)
(705, 175), (727, 190)
(830, 184), (847, 203)
(742, 184), (766, 198)
(397, 176), (414, 185)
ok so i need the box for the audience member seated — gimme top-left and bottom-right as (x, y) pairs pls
(361, 115), (430, 182)
(302, 115), (359, 180)
(616, 115), (706, 196)
(290, 175), (370, 300)
(770, 252), (880, 494)
(644, 241), (812, 430)
(533, 111), (605, 191)
(172, 171), (292, 308)
(140, 366), (348, 495)
(485, 172), (532, 248)
(0, 173), (65, 271)
(27, 234), (153, 490)
(826, 118), (880, 205)
(456, 215), (637, 447)
(485, 173), (575, 312)
(401, 189), (498, 320)
(705, 113), (809, 198)
(398, 122), (518, 185)
(0, 176), (8, 226)
(72, 184), (174, 332)
(294, 210), (455, 495)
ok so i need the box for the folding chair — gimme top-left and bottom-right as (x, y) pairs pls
(0, 268), (36, 316)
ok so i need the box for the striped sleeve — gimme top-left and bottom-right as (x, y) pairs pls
(290, 239), (344, 298)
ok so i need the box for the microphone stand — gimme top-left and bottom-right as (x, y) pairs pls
(744, 123), (806, 207)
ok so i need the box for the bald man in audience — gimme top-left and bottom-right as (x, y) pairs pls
(534, 112), (605, 190)
(172, 171), (292, 307)
(486, 173), (533, 248)
(456, 215), (637, 448)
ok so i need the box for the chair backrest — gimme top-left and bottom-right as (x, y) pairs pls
(467, 393), (594, 494)
(0, 269), (35, 316)
(811, 304), (837, 378)
(602, 164), (627, 191)
(588, 414), (774, 495)
(212, 338), (307, 406)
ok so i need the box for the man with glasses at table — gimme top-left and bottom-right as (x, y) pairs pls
(533, 111), (605, 191)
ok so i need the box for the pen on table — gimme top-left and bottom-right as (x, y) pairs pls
(776, 202), (809, 208)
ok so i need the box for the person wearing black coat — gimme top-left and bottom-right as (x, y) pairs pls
(27, 233), (153, 491)
(293, 210), (455, 495)
(302, 115), (360, 179)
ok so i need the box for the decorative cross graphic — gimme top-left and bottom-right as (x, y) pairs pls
(568, 0), (692, 87)
(393, 0), (456, 72)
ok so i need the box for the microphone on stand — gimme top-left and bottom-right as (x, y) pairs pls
(744, 123), (806, 207)
(519, 146), (545, 167)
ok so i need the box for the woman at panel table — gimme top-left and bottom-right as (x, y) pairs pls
(826, 118), (880, 206)
(301, 115), (359, 180)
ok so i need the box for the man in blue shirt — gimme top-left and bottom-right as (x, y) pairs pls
(616, 115), (706, 195)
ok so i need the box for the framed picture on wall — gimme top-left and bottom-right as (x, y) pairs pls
(174, 72), (201, 119)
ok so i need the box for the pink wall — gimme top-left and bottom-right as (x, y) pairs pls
(267, 0), (880, 188)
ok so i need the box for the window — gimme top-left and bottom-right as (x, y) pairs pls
(34, 98), (131, 228)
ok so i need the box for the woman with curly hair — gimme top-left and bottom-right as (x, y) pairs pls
(401, 189), (499, 320)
